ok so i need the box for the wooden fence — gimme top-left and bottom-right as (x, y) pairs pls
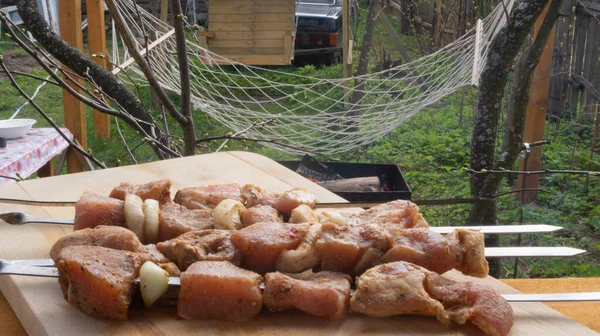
(549, 0), (600, 121)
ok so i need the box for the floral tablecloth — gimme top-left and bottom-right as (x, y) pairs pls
(0, 128), (73, 184)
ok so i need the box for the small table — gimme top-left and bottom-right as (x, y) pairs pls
(0, 128), (73, 183)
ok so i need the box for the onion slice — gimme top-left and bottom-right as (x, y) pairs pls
(213, 199), (246, 230)
(124, 194), (145, 242)
(139, 261), (169, 307)
(143, 199), (160, 244)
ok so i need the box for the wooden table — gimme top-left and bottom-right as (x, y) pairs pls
(0, 152), (598, 335)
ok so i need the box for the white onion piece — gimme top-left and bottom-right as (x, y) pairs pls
(139, 261), (169, 307)
(143, 199), (160, 244)
(315, 209), (347, 226)
(213, 199), (246, 230)
(124, 194), (145, 242)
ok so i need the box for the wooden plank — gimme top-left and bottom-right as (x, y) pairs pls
(517, 2), (557, 202)
(208, 39), (253, 48)
(59, 0), (86, 173)
(548, 0), (573, 119)
(502, 277), (600, 333)
(0, 152), (598, 335)
(253, 22), (294, 31)
(580, 13), (599, 120)
(209, 22), (252, 32)
(209, 5), (252, 14)
(160, 0), (169, 22)
(254, 38), (285, 48)
(87, 0), (110, 140)
(210, 14), (253, 23)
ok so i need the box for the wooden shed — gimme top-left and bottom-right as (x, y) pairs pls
(200, 0), (296, 65)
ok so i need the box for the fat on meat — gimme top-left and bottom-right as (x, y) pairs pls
(74, 192), (126, 230)
(315, 223), (391, 274)
(50, 226), (141, 262)
(231, 222), (310, 273)
(177, 261), (263, 322)
(158, 202), (213, 241)
(347, 200), (429, 228)
(56, 246), (141, 320)
(174, 184), (243, 210)
(263, 270), (351, 320)
(157, 230), (241, 271)
(455, 229), (489, 278)
(241, 184), (317, 215)
(381, 228), (463, 275)
(350, 261), (513, 336)
(240, 204), (282, 228)
(275, 223), (322, 273)
(109, 179), (172, 205)
(289, 204), (319, 223)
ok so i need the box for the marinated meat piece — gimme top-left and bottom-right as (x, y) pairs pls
(109, 179), (172, 205)
(137, 244), (181, 276)
(273, 189), (318, 216)
(178, 261), (263, 322)
(240, 204), (281, 227)
(50, 226), (141, 262)
(74, 192), (126, 230)
(231, 222), (310, 273)
(350, 261), (513, 336)
(174, 184), (243, 210)
(316, 223), (391, 274)
(263, 270), (351, 320)
(289, 204), (319, 223)
(314, 209), (348, 226)
(241, 185), (317, 215)
(346, 200), (428, 228)
(381, 228), (463, 275)
(276, 223), (322, 273)
(157, 230), (241, 271)
(56, 246), (141, 320)
(426, 274), (513, 336)
(158, 202), (213, 241)
(455, 229), (489, 278)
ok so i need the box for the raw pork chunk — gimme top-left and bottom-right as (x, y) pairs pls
(109, 179), (172, 205)
(158, 202), (213, 241)
(56, 246), (140, 320)
(174, 184), (243, 210)
(157, 230), (241, 271)
(50, 226), (141, 262)
(74, 192), (126, 230)
(240, 204), (281, 227)
(263, 270), (351, 320)
(178, 261), (263, 321)
(231, 222), (310, 273)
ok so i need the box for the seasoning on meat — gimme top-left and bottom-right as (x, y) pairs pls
(316, 223), (391, 274)
(231, 222), (310, 273)
(455, 229), (490, 278)
(50, 226), (141, 262)
(137, 244), (181, 276)
(289, 204), (319, 223)
(177, 261), (263, 322)
(275, 223), (322, 273)
(74, 192), (126, 230)
(174, 183), (243, 210)
(109, 179), (172, 205)
(350, 261), (513, 336)
(346, 200), (429, 228)
(157, 230), (241, 271)
(263, 270), (351, 320)
(240, 204), (282, 227)
(241, 184), (318, 215)
(158, 202), (213, 241)
(56, 246), (141, 320)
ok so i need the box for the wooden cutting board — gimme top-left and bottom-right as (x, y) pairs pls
(0, 151), (597, 336)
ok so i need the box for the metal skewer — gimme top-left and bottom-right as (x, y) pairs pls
(1, 262), (598, 302)
(0, 212), (565, 236)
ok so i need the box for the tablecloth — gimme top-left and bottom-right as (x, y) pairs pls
(0, 127), (72, 183)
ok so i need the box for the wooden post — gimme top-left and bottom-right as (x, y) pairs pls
(59, 0), (87, 173)
(160, 0), (169, 23)
(517, 2), (557, 202)
(342, 0), (351, 106)
(87, 0), (110, 140)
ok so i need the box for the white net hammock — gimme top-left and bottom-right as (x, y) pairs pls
(109, 0), (515, 155)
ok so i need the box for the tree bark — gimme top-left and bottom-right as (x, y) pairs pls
(468, 0), (563, 224)
(349, 0), (378, 131)
(15, 0), (157, 140)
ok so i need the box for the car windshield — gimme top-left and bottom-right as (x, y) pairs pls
(299, 0), (336, 5)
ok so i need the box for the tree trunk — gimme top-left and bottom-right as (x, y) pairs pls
(468, 0), (563, 277)
(349, 0), (378, 131)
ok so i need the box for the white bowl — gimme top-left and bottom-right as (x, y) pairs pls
(0, 119), (37, 139)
